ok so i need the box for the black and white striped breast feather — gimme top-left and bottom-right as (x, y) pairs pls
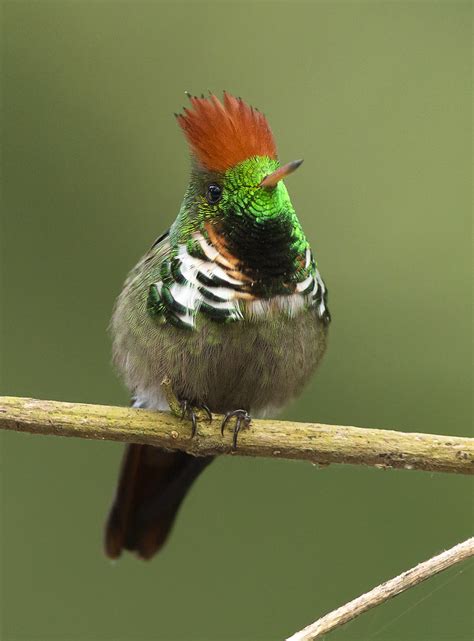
(147, 232), (330, 330)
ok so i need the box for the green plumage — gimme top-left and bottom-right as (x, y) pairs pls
(105, 94), (331, 560)
(111, 152), (329, 411)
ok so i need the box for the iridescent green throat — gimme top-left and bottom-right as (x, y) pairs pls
(172, 156), (311, 295)
(147, 156), (330, 330)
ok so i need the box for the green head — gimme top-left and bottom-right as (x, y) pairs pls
(201, 155), (302, 220)
(173, 92), (310, 282)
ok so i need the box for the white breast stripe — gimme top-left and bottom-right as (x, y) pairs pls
(169, 282), (200, 310)
(204, 298), (241, 312)
(178, 244), (244, 286)
(196, 233), (220, 262)
(154, 244), (245, 327)
(296, 274), (313, 293)
(315, 270), (327, 318)
(176, 247), (202, 287)
(156, 242), (327, 327)
(195, 232), (237, 270)
(202, 285), (237, 302)
(178, 311), (195, 327)
(199, 261), (242, 285)
(316, 270), (325, 294)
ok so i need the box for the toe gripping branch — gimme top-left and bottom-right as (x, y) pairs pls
(221, 410), (251, 450)
(161, 377), (212, 439)
(179, 399), (212, 438)
(161, 378), (251, 448)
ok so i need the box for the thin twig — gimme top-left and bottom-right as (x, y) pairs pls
(286, 537), (474, 640)
(0, 394), (472, 474)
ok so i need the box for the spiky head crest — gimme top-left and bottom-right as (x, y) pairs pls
(176, 92), (277, 172)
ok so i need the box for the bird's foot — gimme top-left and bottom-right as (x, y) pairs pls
(179, 400), (212, 438)
(221, 409), (251, 450)
(160, 378), (212, 438)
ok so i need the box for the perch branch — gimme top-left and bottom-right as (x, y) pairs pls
(286, 536), (474, 640)
(0, 394), (472, 475)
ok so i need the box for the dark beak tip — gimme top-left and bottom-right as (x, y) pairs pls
(287, 159), (304, 173)
(259, 158), (304, 188)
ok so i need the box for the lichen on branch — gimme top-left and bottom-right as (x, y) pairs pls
(0, 394), (472, 475)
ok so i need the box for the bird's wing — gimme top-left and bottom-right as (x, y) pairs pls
(149, 229), (171, 251)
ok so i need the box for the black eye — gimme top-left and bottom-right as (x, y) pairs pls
(206, 183), (222, 204)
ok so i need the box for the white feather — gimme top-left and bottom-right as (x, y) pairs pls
(315, 270), (327, 318)
(177, 311), (197, 327)
(195, 232), (220, 262)
(178, 243), (244, 286)
(203, 286), (237, 301)
(316, 270), (326, 294)
(286, 295), (305, 317)
(169, 282), (200, 310)
(166, 242), (319, 325)
(246, 294), (305, 320)
(201, 261), (244, 285)
(205, 299), (239, 311)
(296, 274), (313, 292)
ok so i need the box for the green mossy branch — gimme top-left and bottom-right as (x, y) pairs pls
(0, 394), (472, 475)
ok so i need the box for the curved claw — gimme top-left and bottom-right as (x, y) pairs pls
(220, 409), (251, 450)
(201, 404), (213, 423)
(220, 412), (232, 437)
(179, 399), (212, 438)
(190, 412), (197, 438)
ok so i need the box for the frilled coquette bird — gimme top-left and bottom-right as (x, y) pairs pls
(105, 92), (331, 560)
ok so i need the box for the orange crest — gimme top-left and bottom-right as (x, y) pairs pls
(176, 92), (278, 172)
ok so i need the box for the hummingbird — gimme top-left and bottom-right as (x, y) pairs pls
(105, 92), (330, 560)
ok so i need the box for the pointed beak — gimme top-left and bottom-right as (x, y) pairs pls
(259, 159), (304, 188)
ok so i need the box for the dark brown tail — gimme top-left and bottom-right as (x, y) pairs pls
(105, 444), (213, 560)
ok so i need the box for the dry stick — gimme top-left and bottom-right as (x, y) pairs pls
(286, 537), (474, 641)
(0, 394), (472, 475)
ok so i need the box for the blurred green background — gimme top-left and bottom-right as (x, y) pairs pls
(1, 2), (472, 640)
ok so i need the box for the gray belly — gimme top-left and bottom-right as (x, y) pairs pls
(114, 308), (328, 415)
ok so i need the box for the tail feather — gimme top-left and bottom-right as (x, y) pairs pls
(105, 444), (213, 560)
